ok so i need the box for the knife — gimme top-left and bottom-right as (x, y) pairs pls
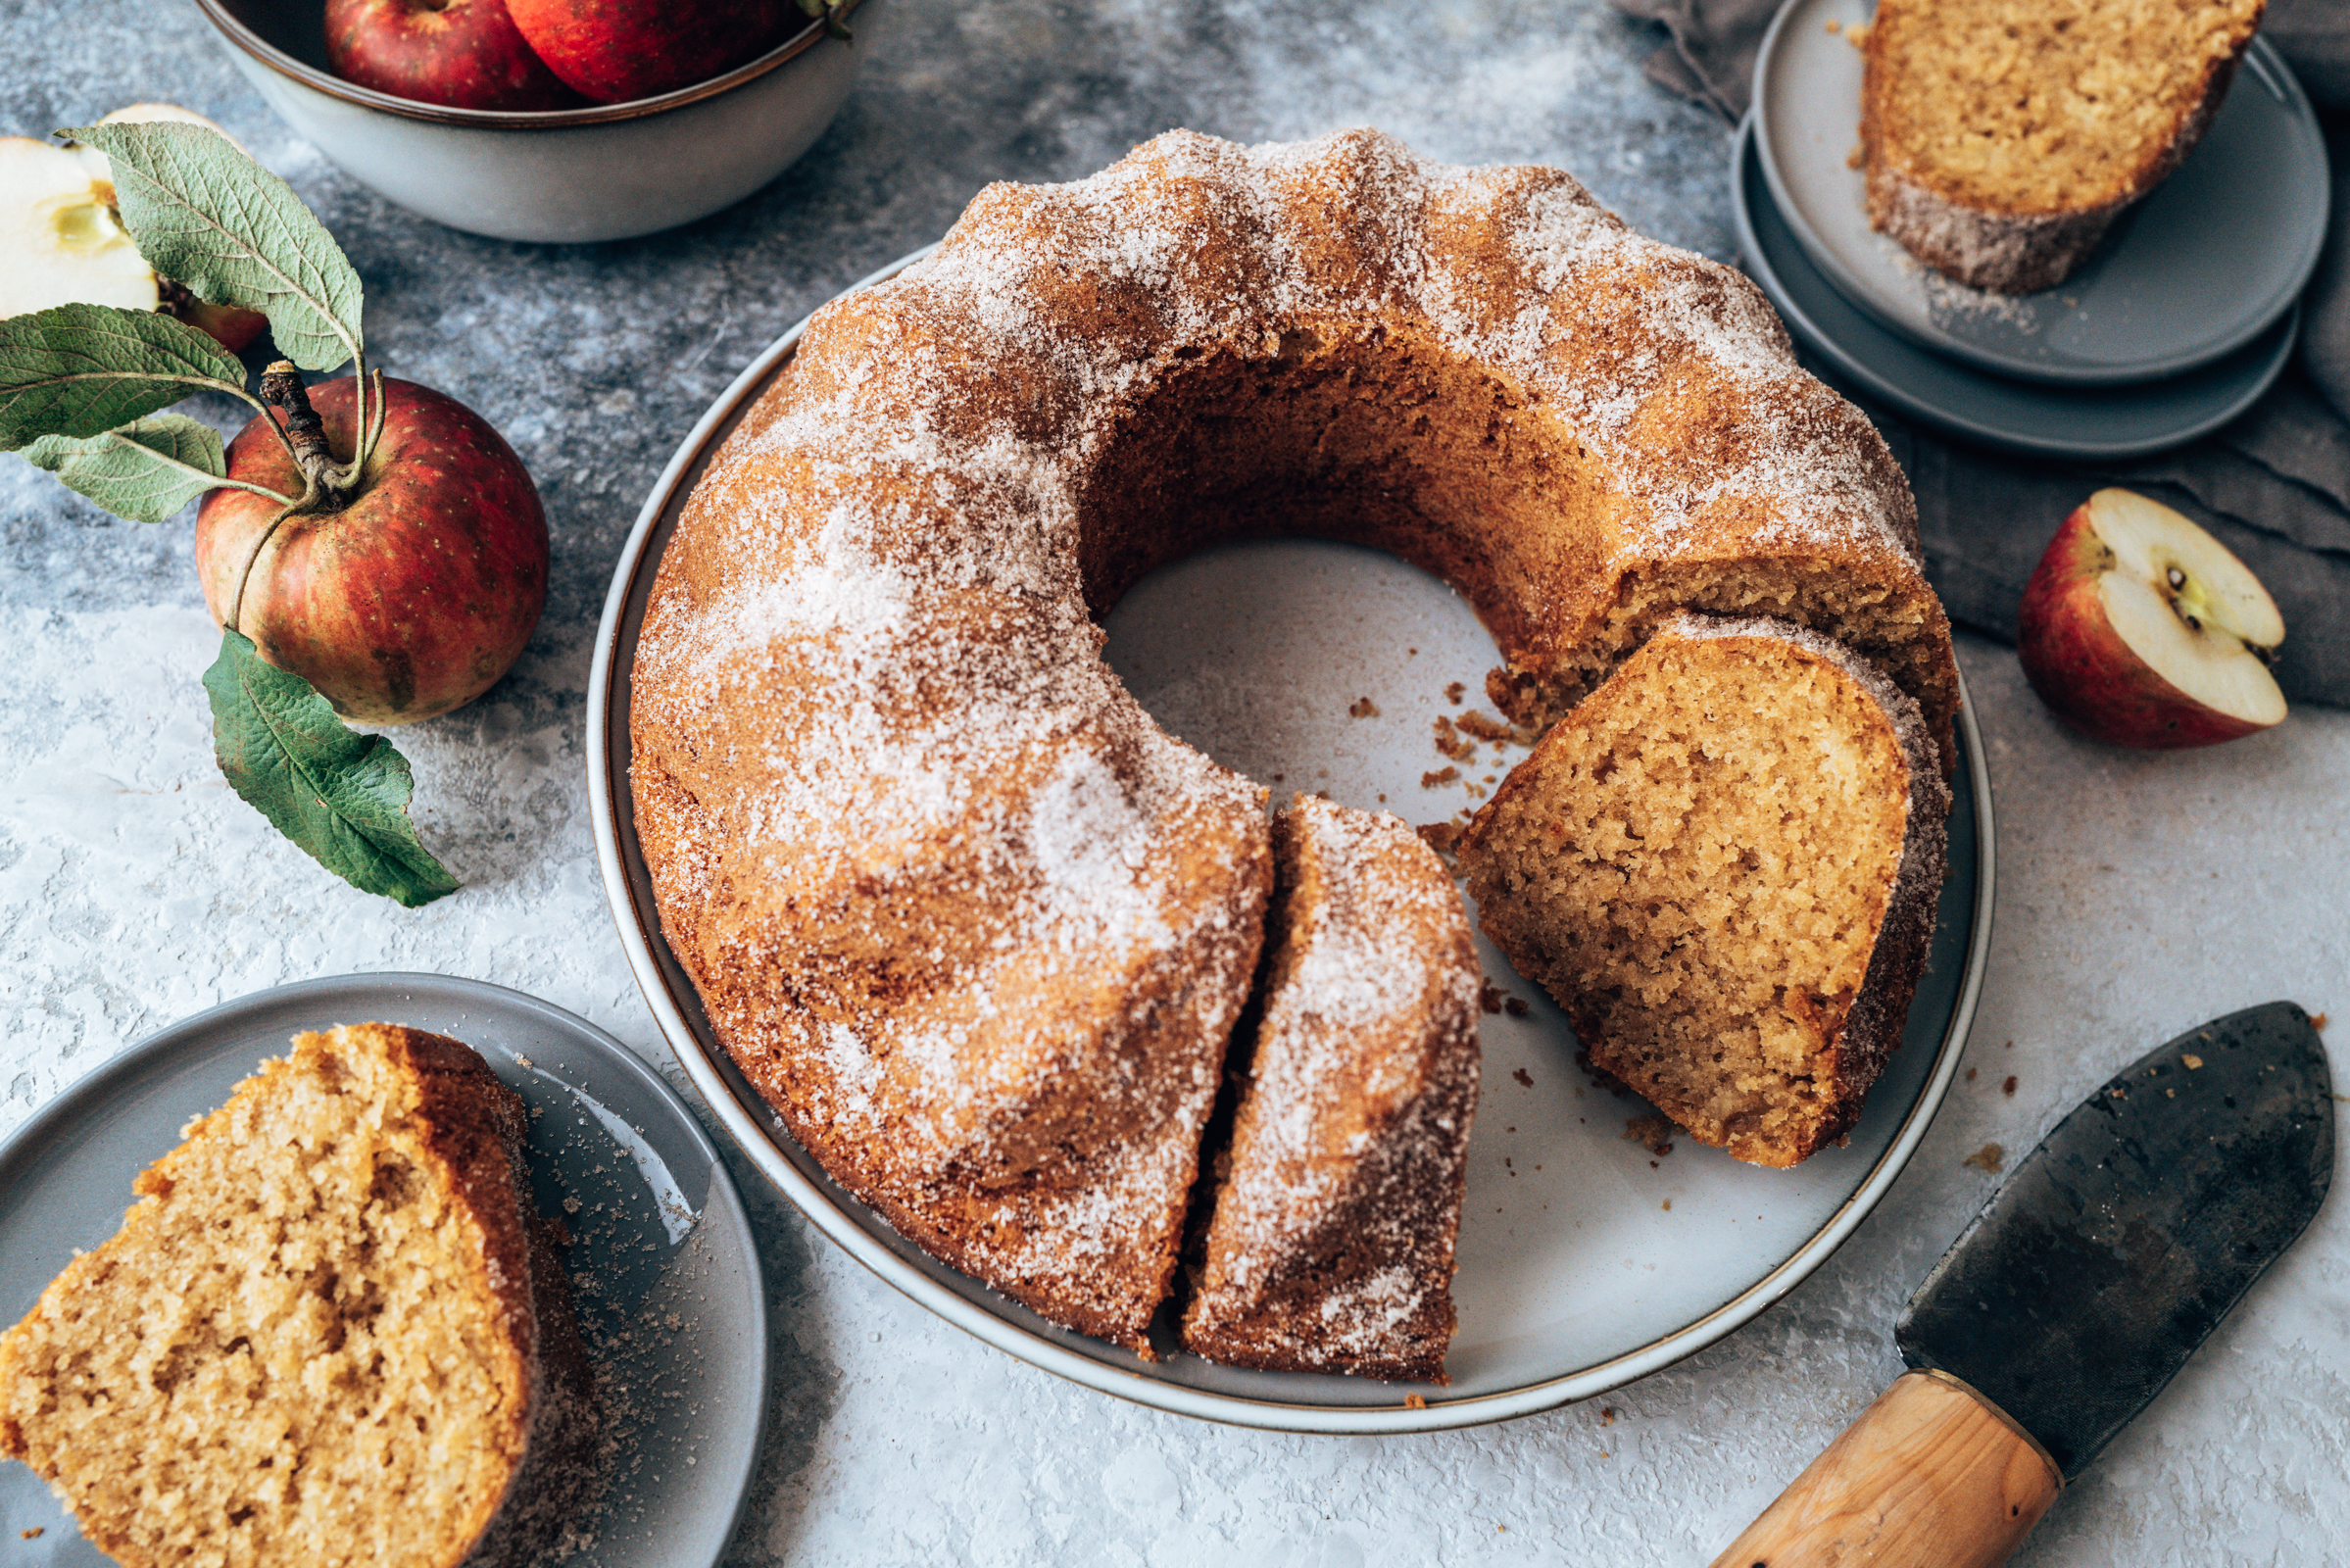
(1708, 1001), (2335, 1568)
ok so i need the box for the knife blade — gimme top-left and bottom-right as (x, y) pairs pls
(1709, 1001), (2334, 1568)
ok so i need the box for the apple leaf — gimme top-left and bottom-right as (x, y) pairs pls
(71, 122), (365, 376)
(22, 414), (233, 525)
(0, 302), (252, 450)
(203, 628), (461, 907)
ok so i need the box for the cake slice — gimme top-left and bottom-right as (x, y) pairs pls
(0, 1024), (601, 1568)
(1861, 0), (2266, 292)
(1182, 796), (1481, 1383)
(1458, 616), (1950, 1167)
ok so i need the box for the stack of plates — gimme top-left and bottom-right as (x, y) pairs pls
(1736, 0), (2329, 461)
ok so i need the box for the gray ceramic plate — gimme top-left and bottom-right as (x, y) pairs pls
(0, 974), (765, 1567)
(587, 248), (1994, 1435)
(1736, 115), (2299, 461)
(1755, 0), (2326, 388)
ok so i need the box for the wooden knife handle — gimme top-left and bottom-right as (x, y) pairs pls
(1706, 1369), (2062, 1568)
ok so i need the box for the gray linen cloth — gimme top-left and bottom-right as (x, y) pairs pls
(1614, 0), (2350, 705)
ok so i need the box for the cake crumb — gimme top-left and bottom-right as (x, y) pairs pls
(1847, 144), (1866, 170)
(1456, 710), (1514, 744)
(1503, 997), (1529, 1017)
(1661, 1199), (1672, 1210)
(1600, 1406), (1616, 1425)
(21, 1528), (44, 1540)
(1966, 1067), (1977, 1081)
(2002, 1075), (2018, 1096)
(1624, 1115), (1675, 1156)
(1963, 1142), (2004, 1173)
(1404, 1394), (1428, 1409)
(2181, 1053), (2204, 1069)
(1415, 821), (1461, 856)
(1444, 681), (1466, 705)
(1825, 17), (1840, 30)
(1421, 766), (1460, 788)
(1512, 1068), (1533, 1088)
(1479, 982), (1503, 1014)
(1347, 696), (1380, 718)
(2312, 1012), (2328, 1030)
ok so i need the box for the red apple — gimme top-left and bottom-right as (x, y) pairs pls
(326, 0), (581, 112)
(2018, 487), (2286, 748)
(504, 0), (797, 103)
(195, 377), (550, 726)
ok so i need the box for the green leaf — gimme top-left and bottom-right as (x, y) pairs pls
(73, 122), (364, 374)
(203, 628), (460, 907)
(0, 302), (252, 449)
(22, 414), (232, 524)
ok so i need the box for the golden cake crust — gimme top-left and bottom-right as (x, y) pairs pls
(630, 127), (1957, 1345)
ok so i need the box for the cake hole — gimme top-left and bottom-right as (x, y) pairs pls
(1104, 537), (1507, 817)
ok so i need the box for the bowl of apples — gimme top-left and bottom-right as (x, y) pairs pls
(193, 0), (878, 242)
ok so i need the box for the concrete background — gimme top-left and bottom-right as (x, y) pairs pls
(3, 1), (2345, 1562)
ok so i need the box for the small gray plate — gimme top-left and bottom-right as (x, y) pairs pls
(0, 973), (766, 1568)
(1755, 0), (2326, 388)
(1735, 115), (2299, 461)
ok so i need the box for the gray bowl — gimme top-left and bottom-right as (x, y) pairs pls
(194, 0), (880, 242)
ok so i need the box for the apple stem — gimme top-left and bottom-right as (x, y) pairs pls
(363, 367), (386, 475)
(224, 502), (299, 642)
(258, 361), (349, 512)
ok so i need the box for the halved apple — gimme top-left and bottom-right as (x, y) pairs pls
(2018, 487), (2286, 749)
(0, 135), (160, 318)
(2, 106), (267, 352)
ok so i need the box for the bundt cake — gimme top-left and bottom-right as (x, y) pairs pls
(629, 127), (1958, 1349)
(0, 1023), (602, 1567)
(1182, 797), (1480, 1382)
(1458, 615), (1951, 1167)
(1861, 0), (2267, 293)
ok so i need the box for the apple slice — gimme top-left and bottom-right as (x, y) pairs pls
(0, 136), (161, 318)
(2018, 487), (2286, 749)
(2, 109), (269, 352)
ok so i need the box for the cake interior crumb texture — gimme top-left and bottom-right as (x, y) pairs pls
(1463, 621), (1945, 1166)
(0, 1024), (586, 1568)
(1868, 0), (2265, 212)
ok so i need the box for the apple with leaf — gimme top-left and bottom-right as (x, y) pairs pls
(0, 121), (550, 906)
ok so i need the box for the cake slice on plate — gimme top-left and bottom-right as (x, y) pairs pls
(1860, 0), (2267, 292)
(0, 1023), (601, 1568)
(1459, 616), (1950, 1167)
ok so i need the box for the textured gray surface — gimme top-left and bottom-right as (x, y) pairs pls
(3, 2), (2347, 1563)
